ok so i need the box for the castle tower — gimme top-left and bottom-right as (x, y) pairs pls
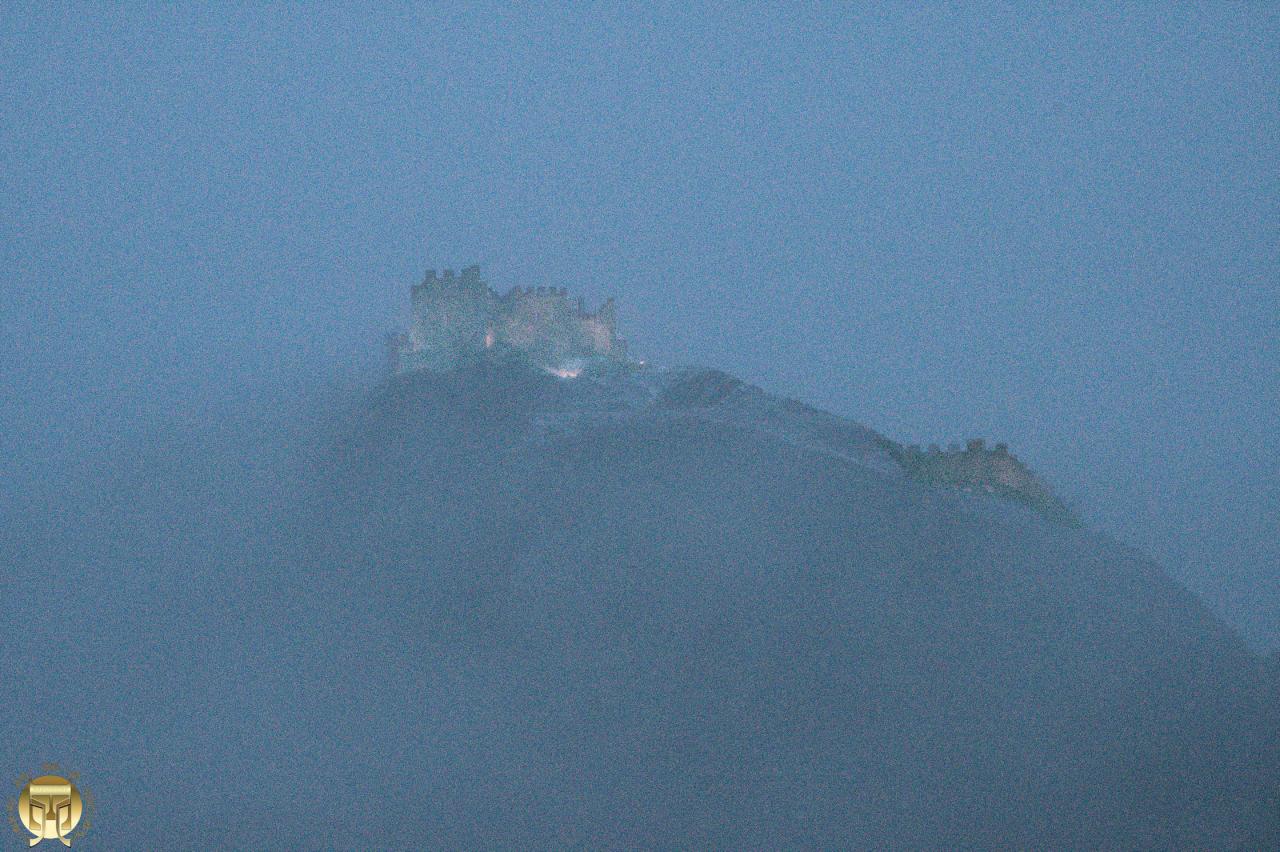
(394, 265), (628, 374)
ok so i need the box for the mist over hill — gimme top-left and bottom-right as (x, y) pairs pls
(1, 361), (1276, 849)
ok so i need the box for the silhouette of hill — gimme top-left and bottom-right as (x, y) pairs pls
(1, 361), (1275, 849)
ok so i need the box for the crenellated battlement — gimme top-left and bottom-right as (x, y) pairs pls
(892, 437), (1080, 526)
(417, 265), (484, 288)
(393, 264), (628, 375)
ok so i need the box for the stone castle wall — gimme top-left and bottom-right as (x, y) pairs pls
(394, 265), (626, 373)
(893, 438), (1080, 527)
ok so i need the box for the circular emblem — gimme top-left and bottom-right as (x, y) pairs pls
(17, 775), (82, 847)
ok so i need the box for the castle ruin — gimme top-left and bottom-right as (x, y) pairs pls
(388, 265), (627, 375)
(892, 438), (1080, 527)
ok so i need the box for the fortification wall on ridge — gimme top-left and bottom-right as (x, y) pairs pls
(893, 438), (1080, 527)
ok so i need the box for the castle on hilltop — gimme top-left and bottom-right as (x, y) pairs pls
(388, 265), (628, 375)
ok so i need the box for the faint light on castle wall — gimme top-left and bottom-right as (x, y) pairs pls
(484, 328), (495, 348)
(546, 358), (584, 379)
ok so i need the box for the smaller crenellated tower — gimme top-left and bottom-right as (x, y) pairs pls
(893, 437), (1080, 527)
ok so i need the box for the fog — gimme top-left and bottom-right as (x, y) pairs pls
(4, 4), (1274, 649)
(1, 5), (1277, 847)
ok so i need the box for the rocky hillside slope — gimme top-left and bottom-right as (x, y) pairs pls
(1, 360), (1275, 849)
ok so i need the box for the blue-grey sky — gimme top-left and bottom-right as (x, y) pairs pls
(2, 4), (1277, 648)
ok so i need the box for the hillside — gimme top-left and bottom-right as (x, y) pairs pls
(1, 360), (1276, 849)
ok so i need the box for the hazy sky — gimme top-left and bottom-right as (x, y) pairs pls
(2, 4), (1276, 648)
